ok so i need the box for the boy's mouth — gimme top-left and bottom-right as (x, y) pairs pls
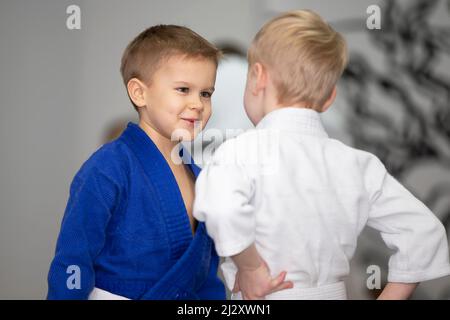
(181, 118), (199, 126)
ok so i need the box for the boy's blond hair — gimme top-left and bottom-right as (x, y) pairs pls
(248, 10), (348, 109)
(120, 25), (222, 111)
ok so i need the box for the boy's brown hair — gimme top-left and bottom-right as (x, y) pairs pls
(248, 10), (348, 109)
(120, 25), (222, 110)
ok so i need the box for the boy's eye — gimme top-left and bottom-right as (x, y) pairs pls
(176, 87), (189, 93)
(201, 91), (213, 98)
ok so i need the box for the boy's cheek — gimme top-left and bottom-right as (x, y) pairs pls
(202, 111), (212, 128)
(243, 90), (252, 110)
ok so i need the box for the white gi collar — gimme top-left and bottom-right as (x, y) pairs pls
(256, 107), (329, 138)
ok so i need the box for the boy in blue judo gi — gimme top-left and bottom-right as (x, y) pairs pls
(47, 25), (227, 300)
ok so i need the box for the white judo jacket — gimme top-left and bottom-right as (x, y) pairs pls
(193, 107), (450, 297)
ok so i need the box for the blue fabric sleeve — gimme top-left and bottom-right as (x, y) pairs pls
(47, 168), (120, 299)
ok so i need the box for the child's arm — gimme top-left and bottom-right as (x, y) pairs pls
(231, 243), (293, 300)
(47, 169), (119, 299)
(377, 282), (418, 300)
(194, 139), (257, 258)
(363, 154), (450, 296)
(194, 139), (293, 297)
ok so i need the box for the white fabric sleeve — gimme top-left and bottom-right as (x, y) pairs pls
(364, 154), (450, 283)
(193, 139), (255, 257)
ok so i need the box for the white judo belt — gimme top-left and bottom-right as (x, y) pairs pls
(231, 281), (347, 300)
(88, 287), (130, 300)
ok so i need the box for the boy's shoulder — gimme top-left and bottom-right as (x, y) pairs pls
(211, 129), (260, 158)
(208, 128), (280, 170)
(328, 138), (385, 165)
(216, 128), (378, 156)
(324, 138), (388, 184)
(211, 129), (387, 172)
(74, 138), (132, 186)
(220, 128), (277, 149)
(324, 137), (372, 157)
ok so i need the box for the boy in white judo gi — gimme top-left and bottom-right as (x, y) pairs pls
(193, 10), (450, 300)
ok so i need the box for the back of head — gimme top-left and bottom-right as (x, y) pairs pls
(248, 10), (348, 109)
(120, 25), (222, 110)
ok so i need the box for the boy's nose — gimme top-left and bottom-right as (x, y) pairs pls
(187, 100), (204, 111)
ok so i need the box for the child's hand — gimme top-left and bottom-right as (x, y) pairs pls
(232, 258), (293, 300)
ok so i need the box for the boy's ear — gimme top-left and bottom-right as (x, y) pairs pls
(127, 78), (147, 108)
(321, 86), (337, 112)
(250, 62), (267, 95)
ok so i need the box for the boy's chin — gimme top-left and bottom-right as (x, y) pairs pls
(171, 129), (197, 142)
(180, 135), (195, 142)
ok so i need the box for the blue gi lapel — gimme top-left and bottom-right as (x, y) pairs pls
(121, 122), (194, 262)
(120, 123), (213, 299)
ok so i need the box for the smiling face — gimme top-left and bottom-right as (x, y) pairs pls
(135, 54), (217, 142)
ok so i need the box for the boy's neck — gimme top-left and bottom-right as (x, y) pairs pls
(258, 80), (322, 122)
(138, 119), (181, 165)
